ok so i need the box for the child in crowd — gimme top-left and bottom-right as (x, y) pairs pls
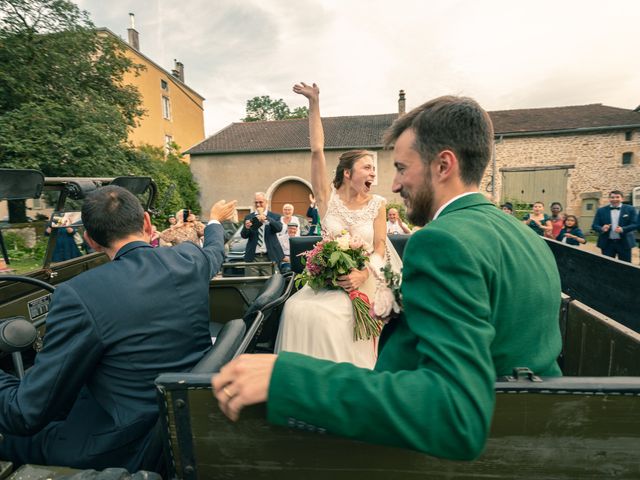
(556, 215), (586, 246)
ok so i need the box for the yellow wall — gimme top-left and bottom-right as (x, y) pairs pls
(102, 31), (205, 160)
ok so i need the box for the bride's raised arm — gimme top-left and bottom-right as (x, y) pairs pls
(293, 82), (330, 218)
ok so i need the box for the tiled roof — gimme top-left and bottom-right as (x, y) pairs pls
(491, 104), (640, 134)
(188, 104), (640, 155)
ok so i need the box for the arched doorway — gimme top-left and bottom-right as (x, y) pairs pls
(269, 177), (313, 218)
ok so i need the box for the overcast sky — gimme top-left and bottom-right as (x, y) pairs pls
(75, 0), (639, 137)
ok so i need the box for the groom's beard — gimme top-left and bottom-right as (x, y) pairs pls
(404, 169), (434, 227)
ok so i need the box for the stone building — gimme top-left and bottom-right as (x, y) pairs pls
(188, 95), (640, 227)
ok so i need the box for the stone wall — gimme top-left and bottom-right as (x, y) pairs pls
(484, 128), (640, 214)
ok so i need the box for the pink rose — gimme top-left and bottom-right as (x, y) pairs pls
(349, 234), (364, 250)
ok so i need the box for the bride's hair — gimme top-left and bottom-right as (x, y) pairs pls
(333, 150), (374, 189)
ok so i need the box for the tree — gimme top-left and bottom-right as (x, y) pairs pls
(0, 0), (144, 177)
(243, 95), (308, 122)
(129, 143), (201, 228)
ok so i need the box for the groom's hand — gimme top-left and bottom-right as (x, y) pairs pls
(213, 354), (277, 421)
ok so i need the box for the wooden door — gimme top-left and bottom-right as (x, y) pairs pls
(502, 169), (568, 209)
(270, 180), (312, 218)
(580, 198), (599, 233)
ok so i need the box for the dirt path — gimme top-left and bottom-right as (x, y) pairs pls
(580, 240), (639, 265)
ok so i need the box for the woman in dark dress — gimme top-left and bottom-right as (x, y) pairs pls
(522, 201), (552, 236)
(45, 221), (82, 262)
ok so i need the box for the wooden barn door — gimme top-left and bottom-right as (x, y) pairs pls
(271, 180), (312, 218)
(502, 168), (568, 209)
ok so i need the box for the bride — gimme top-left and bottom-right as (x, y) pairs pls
(275, 82), (402, 369)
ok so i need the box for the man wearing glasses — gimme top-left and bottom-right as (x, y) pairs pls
(241, 192), (284, 275)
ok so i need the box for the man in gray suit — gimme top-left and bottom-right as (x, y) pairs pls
(0, 186), (236, 471)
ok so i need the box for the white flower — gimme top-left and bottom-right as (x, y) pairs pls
(336, 232), (351, 250)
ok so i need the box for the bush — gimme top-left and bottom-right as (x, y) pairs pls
(126, 143), (201, 229)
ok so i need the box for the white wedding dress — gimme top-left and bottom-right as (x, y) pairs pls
(275, 189), (401, 369)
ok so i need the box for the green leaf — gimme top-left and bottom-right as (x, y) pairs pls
(329, 250), (342, 267)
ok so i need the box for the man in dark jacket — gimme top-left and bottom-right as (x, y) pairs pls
(0, 185), (236, 471)
(592, 190), (638, 262)
(241, 192), (283, 275)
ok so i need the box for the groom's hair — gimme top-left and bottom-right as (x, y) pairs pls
(384, 96), (494, 186)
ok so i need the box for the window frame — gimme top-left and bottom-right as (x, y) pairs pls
(161, 95), (171, 120)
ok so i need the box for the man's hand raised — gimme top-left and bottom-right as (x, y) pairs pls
(210, 200), (237, 222)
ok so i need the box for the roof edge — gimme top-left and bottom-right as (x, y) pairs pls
(97, 28), (205, 101)
(497, 124), (640, 138)
(189, 145), (386, 156)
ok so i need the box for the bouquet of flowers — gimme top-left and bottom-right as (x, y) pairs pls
(296, 230), (383, 341)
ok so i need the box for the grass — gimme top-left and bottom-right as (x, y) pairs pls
(1, 256), (44, 275)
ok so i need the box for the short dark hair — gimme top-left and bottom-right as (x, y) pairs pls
(82, 185), (145, 248)
(550, 202), (562, 209)
(384, 95), (494, 185)
(610, 190), (624, 197)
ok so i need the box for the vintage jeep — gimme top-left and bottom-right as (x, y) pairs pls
(1, 169), (639, 479)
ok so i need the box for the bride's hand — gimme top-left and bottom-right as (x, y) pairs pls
(337, 268), (369, 292)
(293, 82), (319, 101)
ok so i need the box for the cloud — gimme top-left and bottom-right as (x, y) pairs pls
(74, 0), (640, 135)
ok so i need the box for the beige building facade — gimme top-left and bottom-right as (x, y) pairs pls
(191, 148), (400, 220)
(99, 25), (205, 158)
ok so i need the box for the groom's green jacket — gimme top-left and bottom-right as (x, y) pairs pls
(267, 193), (562, 460)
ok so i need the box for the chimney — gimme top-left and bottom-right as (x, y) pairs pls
(398, 89), (406, 116)
(127, 13), (139, 50)
(171, 59), (184, 82)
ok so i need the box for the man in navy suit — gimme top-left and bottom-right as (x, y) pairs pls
(241, 192), (284, 275)
(592, 190), (638, 262)
(0, 186), (236, 471)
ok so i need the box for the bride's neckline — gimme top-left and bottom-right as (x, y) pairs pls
(332, 189), (374, 212)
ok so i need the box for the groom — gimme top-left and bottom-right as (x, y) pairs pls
(213, 96), (562, 460)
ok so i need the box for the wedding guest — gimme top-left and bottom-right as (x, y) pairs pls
(546, 202), (565, 239)
(500, 202), (514, 215)
(278, 223), (299, 273)
(150, 225), (160, 248)
(591, 190), (639, 262)
(282, 204), (299, 229)
(306, 194), (321, 236)
(386, 208), (411, 234)
(522, 202), (552, 236)
(0, 186), (235, 470)
(241, 193), (284, 275)
(556, 215), (585, 246)
(45, 218), (82, 262)
(159, 209), (205, 246)
(278, 204), (300, 241)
